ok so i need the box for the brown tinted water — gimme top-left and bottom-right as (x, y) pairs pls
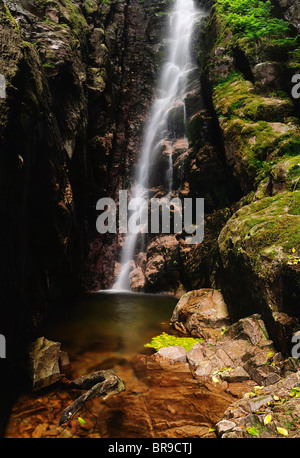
(45, 291), (178, 358)
(5, 292), (238, 438)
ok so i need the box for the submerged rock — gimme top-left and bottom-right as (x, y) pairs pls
(131, 353), (236, 438)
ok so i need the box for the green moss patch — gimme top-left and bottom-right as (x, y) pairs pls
(213, 75), (295, 123)
(213, 74), (300, 185)
(216, 0), (290, 41)
(2, 1), (19, 31)
(218, 191), (300, 275)
(61, 0), (88, 38)
(144, 332), (203, 351)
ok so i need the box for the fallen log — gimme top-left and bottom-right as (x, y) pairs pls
(58, 370), (125, 426)
(68, 370), (107, 390)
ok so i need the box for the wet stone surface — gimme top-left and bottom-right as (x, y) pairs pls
(5, 348), (250, 438)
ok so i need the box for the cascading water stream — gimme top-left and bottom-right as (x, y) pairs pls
(113, 0), (202, 291)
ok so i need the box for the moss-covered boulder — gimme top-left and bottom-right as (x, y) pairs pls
(212, 73), (300, 193)
(216, 191), (300, 350)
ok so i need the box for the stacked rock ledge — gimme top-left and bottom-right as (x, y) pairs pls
(153, 289), (300, 438)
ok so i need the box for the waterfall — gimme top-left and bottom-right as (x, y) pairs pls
(113, 0), (202, 291)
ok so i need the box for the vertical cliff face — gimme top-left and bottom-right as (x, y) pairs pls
(197, 0), (300, 351)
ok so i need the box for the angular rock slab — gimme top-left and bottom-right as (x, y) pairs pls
(169, 313), (281, 388)
(155, 346), (187, 364)
(28, 337), (63, 391)
(224, 313), (270, 346)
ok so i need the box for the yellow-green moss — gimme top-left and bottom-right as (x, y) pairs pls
(144, 332), (203, 351)
(84, 0), (98, 14)
(213, 74), (300, 185)
(218, 191), (300, 275)
(1, 1), (19, 31)
(61, 0), (88, 38)
(213, 75), (295, 122)
(268, 155), (300, 192)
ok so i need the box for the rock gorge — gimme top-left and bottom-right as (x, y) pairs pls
(0, 0), (300, 436)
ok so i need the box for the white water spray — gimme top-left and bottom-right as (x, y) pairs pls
(113, 0), (202, 291)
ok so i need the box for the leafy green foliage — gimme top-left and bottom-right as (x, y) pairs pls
(216, 0), (290, 41)
(144, 332), (203, 351)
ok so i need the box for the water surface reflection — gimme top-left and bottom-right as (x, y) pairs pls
(45, 292), (178, 357)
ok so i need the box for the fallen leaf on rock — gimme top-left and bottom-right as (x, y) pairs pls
(264, 413), (272, 425)
(277, 426), (288, 436)
(247, 426), (259, 436)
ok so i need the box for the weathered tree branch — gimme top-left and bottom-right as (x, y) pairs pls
(58, 370), (125, 426)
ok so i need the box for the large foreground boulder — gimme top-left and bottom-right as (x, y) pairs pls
(170, 289), (230, 339)
(216, 191), (300, 353)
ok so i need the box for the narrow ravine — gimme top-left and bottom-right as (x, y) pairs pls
(1, 0), (300, 441)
